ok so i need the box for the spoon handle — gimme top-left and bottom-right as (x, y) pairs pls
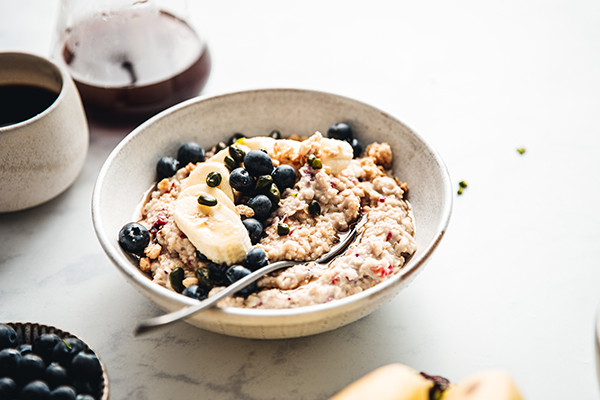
(133, 260), (297, 336)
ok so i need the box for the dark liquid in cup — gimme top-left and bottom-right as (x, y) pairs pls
(0, 85), (59, 127)
(58, 9), (210, 123)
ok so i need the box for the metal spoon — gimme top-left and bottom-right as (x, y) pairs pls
(134, 215), (366, 336)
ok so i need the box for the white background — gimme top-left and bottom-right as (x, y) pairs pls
(1, 1), (599, 398)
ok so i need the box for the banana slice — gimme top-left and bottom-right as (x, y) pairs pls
(441, 370), (524, 400)
(318, 137), (353, 175)
(238, 136), (276, 152)
(174, 184), (251, 265)
(329, 364), (433, 400)
(181, 161), (235, 202)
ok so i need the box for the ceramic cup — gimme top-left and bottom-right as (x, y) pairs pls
(0, 51), (88, 213)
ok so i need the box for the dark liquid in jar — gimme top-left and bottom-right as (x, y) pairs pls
(0, 85), (59, 127)
(58, 9), (211, 123)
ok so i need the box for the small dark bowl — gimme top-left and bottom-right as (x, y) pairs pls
(4, 322), (109, 400)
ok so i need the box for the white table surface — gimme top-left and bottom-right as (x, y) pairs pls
(1, 1), (600, 399)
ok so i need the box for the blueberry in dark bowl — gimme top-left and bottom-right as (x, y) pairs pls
(0, 348), (21, 377)
(75, 394), (95, 400)
(50, 386), (77, 400)
(17, 343), (33, 355)
(243, 150), (273, 177)
(52, 338), (84, 367)
(156, 156), (179, 180)
(0, 323), (17, 350)
(20, 380), (51, 400)
(32, 333), (62, 363)
(70, 352), (102, 382)
(0, 377), (17, 399)
(118, 222), (150, 255)
(246, 194), (272, 219)
(327, 122), (353, 141)
(242, 218), (263, 245)
(17, 353), (46, 383)
(177, 141), (205, 166)
(46, 363), (69, 389)
(244, 247), (269, 272)
(229, 168), (254, 192)
(272, 164), (296, 191)
(225, 265), (256, 296)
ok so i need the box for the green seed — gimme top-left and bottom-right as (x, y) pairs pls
(206, 171), (222, 187)
(307, 154), (322, 169)
(277, 222), (290, 235)
(229, 144), (246, 163)
(195, 267), (212, 290)
(308, 200), (321, 216)
(169, 267), (185, 293)
(457, 188), (463, 195)
(517, 148), (526, 154)
(224, 155), (237, 171)
(198, 194), (218, 206)
(255, 175), (273, 190)
(216, 141), (228, 153)
(266, 183), (281, 205)
(459, 181), (468, 188)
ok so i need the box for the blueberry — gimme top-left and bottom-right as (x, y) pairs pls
(225, 265), (256, 296)
(243, 247), (269, 272)
(0, 348), (21, 377)
(156, 156), (179, 180)
(207, 262), (228, 286)
(32, 333), (61, 363)
(50, 386), (77, 400)
(52, 338), (84, 367)
(0, 377), (16, 399)
(169, 267), (185, 293)
(272, 164), (296, 191)
(177, 141), (205, 166)
(243, 150), (273, 177)
(327, 122), (353, 141)
(71, 381), (95, 398)
(0, 324), (17, 350)
(16, 353), (46, 383)
(70, 352), (102, 381)
(17, 343), (33, 355)
(182, 285), (208, 301)
(75, 394), (95, 400)
(118, 222), (150, 255)
(229, 168), (254, 192)
(246, 195), (272, 219)
(348, 137), (362, 158)
(242, 218), (263, 245)
(20, 380), (50, 400)
(46, 363), (69, 389)
(196, 251), (210, 263)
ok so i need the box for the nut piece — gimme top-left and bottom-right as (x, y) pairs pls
(236, 204), (255, 218)
(365, 142), (392, 170)
(139, 257), (151, 272)
(145, 243), (162, 259)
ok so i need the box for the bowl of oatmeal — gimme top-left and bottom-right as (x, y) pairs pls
(92, 88), (452, 339)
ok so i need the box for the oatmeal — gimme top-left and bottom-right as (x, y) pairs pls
(124, 127), (416, 309)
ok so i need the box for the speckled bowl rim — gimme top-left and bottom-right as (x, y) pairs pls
(4, 322), (109, 399)
(92, 88), (453, 323)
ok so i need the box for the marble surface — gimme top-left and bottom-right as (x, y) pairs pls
(1, 0), (600, 398)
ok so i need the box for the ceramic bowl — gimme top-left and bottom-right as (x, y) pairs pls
(92, 88), (453, 339)
(3, 322), (109, 399)
(0, 52), (88, 213)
